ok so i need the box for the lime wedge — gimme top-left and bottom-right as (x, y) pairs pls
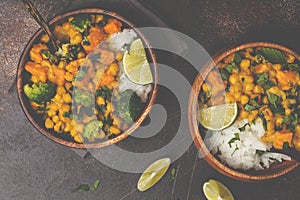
(198, 102), (238, 130)
(203, 179), (234, 200)
(137, 158), (171, 192)
(123, 39), (153, 85)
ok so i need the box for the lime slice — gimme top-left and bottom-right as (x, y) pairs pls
(137, 158), (171, 192)
(198, 102), (238, 130)
(123, 39), (153, 85)
(203, 179), (234, 200)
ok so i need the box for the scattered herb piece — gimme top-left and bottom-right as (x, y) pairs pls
(258, 112), (267, 130)
(238, 123), (250, 132)
(169, 168), (176, 182)
(231, 144), (239, 156)
(234, 53), (242, 63)
(256, 150), (265, 156)
(282, 142), (290, 149)
(73, 179), (101, 192)
(220, 68), (230, 80)
(244, 98), (261, 111)
(269, 157), (279, 162)
(82, 36), (90, 46)
(258, 48), (287, 64)
(228, 133), (240, 148)
(255, 73), (275, 90)
(267, 93), (281, 107)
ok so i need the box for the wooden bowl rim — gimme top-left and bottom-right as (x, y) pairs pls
(17, 8), (158, 149)
(188, 42), (300, 181)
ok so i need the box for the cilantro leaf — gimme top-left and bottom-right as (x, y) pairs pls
(73, 179), (101, 192)
(228, 133), (240, 148)
(238, 123), (250, 132)
(244, 98), (261, 111)
(258, 48), (287, 64)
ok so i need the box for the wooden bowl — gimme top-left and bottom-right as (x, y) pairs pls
(17, 9), (158, 149)
(188, 42), (300, 181)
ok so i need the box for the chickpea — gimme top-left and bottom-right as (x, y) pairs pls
(107, 63), (119, 76)
(58, 60), (66, 69)
(77, 52), (85, 59)
(64, 122), (72, 132)
(95, 15), (104, 23)
(45, 118), (54, 129)
(240, 95), (250, 105)
(240, 59), (250, 70)
(47, 109), (56, 117)
(63, 93), (72, 103)
(110, 125), (121, 135)
(225, 93), (235, 103)
(65, 82), (72, 91)
(244, 83), (254, 94)
(234, 93), (242, 102)
(41, 34), (50, 43)
(202, 83), (210, 93)
(229, 73), (240, 85)
(240, 110), (249, 119)
(52, 115), (60, 123)
(71, 34), (82, 45)
(286, 54), (295, 63)
(70, 128), (78, 137)
(107, 102), (112, 112)
(57, 86), (66, 95)
(65, 72), (74, 81)
(116, 52), (123, 61)
(54, 121), (64, 133)
(31, 75), (39, 83)
(96, 96), (105, 105)
(73, 134), (83, 143)
(61, 104), (71, 113)
(244, 75), (254, 83)
(253, 85), (264, 94)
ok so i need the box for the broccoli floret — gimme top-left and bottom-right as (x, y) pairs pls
(24, 82), (56, 104)
(70, 15), (91, 33)
(83, 120), (103, 139)
(73, 89), (93, 108)
(116, 90), (146, 124)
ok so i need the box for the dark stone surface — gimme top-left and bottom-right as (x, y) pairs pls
(0, 0), (299, 199)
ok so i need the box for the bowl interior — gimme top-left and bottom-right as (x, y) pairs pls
(189, 42), (300, 181)
(17, 9), (158, 149)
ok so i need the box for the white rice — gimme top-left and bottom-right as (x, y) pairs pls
(108, 29), (152, 102)
(206, 119), (291, 170)
(107, 29), (137, 52)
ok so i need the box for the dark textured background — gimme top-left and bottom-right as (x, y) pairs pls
(0, 0), (299, 199)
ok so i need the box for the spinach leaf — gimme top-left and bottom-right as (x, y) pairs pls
(258, 48), (287, 64)
(234, 53), (242, 64)
(255, 73), (275, 90)
(244, 98), (261, 111)
(220, 68), (230, 80)
(267, 93), (281, 107)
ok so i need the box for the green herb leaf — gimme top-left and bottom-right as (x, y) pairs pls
(228, 133), (240, 148)
(73, 184), (90, 192)
(258, 48), (287, 64)
(90, 179), (101, 191)
(283, 142), (290, 149)
(220, 68), (230, 80)
(282, 116), (289, 124)
(256, 150), (265, 156)
(255, 73), (275, 90)
(267, 93), (281, 107)
(258, 112), (267, 130)
(238, 123), (250, 132)
(82, 36), (90, 46)
(234, 53), (242, 64)
(231, 144), (239, 156)
(73, 179), (101, 192)
(244, 98), (261, 111)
